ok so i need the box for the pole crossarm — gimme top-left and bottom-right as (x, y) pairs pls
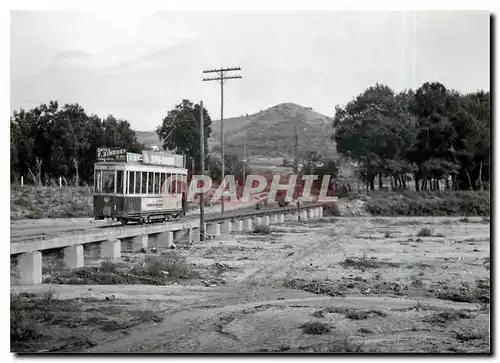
(202, 75), (242, 82)
(203, 67), (241, 73)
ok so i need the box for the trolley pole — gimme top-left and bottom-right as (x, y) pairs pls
(199, 101), (205, 242)
(202, 67), (242, 215)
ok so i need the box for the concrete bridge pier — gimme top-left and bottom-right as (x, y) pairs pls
(254, 217), (262, 227)
(156, 231), (175, 248)
(278, 213), (285, 223)
(269, 215), (276, 224)
(63, 245), (84, 269)
(100, 239), (121, 259)
(17, 251), (42, 285)
(189, 228), (200, 243)
(232, 219), (243, 232)
(243, 218), (253, 231)
(262, 215), (270, 226)
(131, 234), (148, 251)
(299, 210), (308, 221)
(221, 221), (232, 234)
(207, 223), (221, 236)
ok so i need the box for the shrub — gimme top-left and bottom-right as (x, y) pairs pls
(365, 191), (489, 217)
(417, 227), (433, 237)
(299, 321), (331, 335)
(253, 225), (270, 234)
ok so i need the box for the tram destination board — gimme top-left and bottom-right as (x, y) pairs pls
(142, 150), (184, 167)
(97, 147), (127, 162)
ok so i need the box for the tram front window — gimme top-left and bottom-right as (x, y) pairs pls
(102, 171), (115, 193)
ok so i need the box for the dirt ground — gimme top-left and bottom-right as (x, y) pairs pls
(11, 216), (490, 353)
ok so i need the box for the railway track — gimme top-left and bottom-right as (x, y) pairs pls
(10, 203), (310, 244)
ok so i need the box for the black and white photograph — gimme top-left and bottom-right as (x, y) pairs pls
(8, 3), (492, 355)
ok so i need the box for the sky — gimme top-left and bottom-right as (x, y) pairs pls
(10, 10), (490, 131)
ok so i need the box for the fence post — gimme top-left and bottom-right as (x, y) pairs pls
(20, 176), (23, 187)
(59, 176), (62, 188)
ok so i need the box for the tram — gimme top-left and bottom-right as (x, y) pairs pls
(93, 148), (188, 224)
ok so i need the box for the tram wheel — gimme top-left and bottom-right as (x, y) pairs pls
(120, 218), (129, 225)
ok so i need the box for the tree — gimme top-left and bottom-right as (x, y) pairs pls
(207, 153), (250, 184)
(10, 101), (142, 186)
(333, 84), (417, 190)
(407, 82), (460, 191)
(156, 100), (212, 174)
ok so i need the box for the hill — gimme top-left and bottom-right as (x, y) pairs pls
(210, 103), (336, 159)
(135, 103), (337, 160)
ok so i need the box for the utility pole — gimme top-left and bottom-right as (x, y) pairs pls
(293, 125), (299, 174)
(199, 101), (205, 242)
(202, 67), (242, 215)
(242, 144), (247, 188)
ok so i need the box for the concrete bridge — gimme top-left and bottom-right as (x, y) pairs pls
(11, 205), (324, 285)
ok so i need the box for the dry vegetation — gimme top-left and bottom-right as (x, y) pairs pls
(10, 290), (163, 352)
(11, 214), (490, 353)
(11, 186), (93, 220)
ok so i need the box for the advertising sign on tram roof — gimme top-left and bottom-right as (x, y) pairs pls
(142, 150), (185, 168)
(96, 147), (127, 162)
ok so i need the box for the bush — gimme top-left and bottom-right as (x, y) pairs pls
(322, 202), (341, 216)
(365, 191), (489, 217)
(417, 227), (433, 237)
(253, 225), (270, 234)
(299, 321), (331, 335)
(11, 186), (92, 219)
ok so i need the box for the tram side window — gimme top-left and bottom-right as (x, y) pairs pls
(147, 172), (153, 194)
(116, 171), (124, 194)
(154, 172), (160, 194)
(95, 170), (102, 193)
(160, 173), (166, 194)
(102, 171), (115, 194)
(141, 172), (148, 194)
(166, 173), (172, 194)
(128, 171), (135, 194)
(135, 172), (141, 193)
(173, 174), (179, 194)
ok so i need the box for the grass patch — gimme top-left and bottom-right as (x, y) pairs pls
(435, 279), (489, 304)
(253, 225), (271, 234)
(11, 186), (93, 220)
(422, 310), (473, 325)
(300, 337), (367, 353)
(299, 321), (331, 335)
(364, 190), (490, 217)
(340, 256), (401, 271)
(417, 227), (433, 237)
(322, 202), (341, 216)
(44, 253), (198, 285)
(453, 329), (486, 342)
(11, 291), (163, 352)
(283, 277), (344, 297)
(313, 307), (387, 320)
